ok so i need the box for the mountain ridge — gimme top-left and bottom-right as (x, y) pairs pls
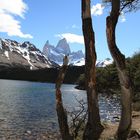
(43, 38), (113, 67)
(0, 38), (57, 70)
(43, 38), (85, 65)
(0, 37), (113, 70)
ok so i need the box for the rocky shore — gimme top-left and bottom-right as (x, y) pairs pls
(75, 111), (140, 140)
(0, 130), (61, 140)
(100, 111), (140, 140)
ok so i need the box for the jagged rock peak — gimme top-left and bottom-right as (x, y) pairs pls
(56, 38), (71, 55)
(45, 40), (50, 45)
(43, 38), (84, 65)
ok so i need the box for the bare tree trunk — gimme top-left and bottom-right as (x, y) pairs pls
(82, 0), (104, 139)
(106, 0), (132, 139)
(55, 56), (73, 140)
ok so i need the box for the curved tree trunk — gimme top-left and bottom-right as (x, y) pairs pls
(55, 56), (73, 140)
(82, 0), (104, 139)
(106, 0), (132, 139)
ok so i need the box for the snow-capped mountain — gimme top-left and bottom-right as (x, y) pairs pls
(71, 58), (113, 67)
(0, 38), (55, 70)
(96, 58), (113, 67)
(70, 58), (85, 66)
(43, 38), (84, 65)
(43, 38), (113, 67)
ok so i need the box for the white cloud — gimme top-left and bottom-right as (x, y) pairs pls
(91, 3), (104, 16)
(0, 0), (33, 38)
(120, 12), (126, 22)
(56, 33), (84, 44)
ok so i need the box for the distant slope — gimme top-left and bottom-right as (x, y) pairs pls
(0, 38), (57, 70)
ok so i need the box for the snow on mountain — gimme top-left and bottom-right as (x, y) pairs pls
(0, 38), (112, 71)
(43, 38), (113, 67)
(96, 58), (113, 67)
(71, 58), (113, 67)
(70, 58), (85, 66)
(43, 38), (84, 66)
(0, 38), (56, 70)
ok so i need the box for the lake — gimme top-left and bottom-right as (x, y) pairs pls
(0, 79), (120, 139)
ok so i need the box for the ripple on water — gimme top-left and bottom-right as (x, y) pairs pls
(0, 79), (121, 139)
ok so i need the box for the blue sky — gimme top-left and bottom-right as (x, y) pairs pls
(0, 0), (140, 60)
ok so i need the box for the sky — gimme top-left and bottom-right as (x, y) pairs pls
(0, 0), (140, 60)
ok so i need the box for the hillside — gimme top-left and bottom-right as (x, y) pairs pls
(0, 38), (57, 70)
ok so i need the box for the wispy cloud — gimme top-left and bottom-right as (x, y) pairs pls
(72, 24), (80, 29)
(56, 33), (84, 44)
(91, 3), (104, 16)
(65, 24), (80, 30)
(120, 12), (126, 22)
(0, 0), (33, 38)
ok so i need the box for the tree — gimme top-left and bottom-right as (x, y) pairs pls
(81, 0), (104, 139)
(55, 55), (73, 140)
(105, 0), (140, 139)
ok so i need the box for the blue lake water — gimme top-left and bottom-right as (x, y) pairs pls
(0, 79), (120, 139)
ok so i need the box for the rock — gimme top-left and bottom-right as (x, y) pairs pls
(25, 130), (31, 135)
(129, 129), (140, 139)
(113, 116), (120, 122)
(132, 111), (140, 118)
(132, 102), (140, 111)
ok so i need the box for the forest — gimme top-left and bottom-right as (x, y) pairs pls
(77, 52), (140, 96)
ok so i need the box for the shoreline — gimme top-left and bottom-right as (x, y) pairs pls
(100, 111), (140, 139)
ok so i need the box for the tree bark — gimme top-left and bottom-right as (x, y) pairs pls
(106, 0), (132, 139)
(55, 56), (73, 140)
(82, 0), (104, 139)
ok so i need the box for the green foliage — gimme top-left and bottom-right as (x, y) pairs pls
(76, 74), (86, 90)
(76, 74), (85, 85)
(77, 63), (120, 93)
(77, 51), (140, 94)
(127, 52), (140, 91)
(96, 63), (119, 93)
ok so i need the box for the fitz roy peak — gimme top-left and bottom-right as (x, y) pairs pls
(56, 38), (71, 55)
(43, 38), (84, 65)
(43, 38), (112, 67)
(0, 38), (55, 70)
